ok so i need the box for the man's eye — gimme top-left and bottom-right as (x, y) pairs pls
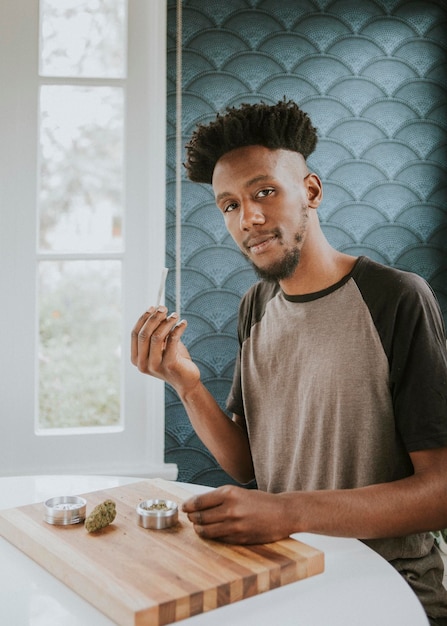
(224, 202), (238, 213)
(257, 188), (274, 198)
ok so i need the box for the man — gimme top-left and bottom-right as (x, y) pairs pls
(131, 100), (447, 623)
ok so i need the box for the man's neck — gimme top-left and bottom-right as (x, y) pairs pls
(279, 244), (357, 297)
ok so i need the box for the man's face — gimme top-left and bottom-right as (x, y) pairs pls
(212, 145), (313, 282)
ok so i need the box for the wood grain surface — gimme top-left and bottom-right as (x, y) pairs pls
(0, 479), (324, 626)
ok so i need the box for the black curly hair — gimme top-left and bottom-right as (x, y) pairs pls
(184, 99), (318, 184)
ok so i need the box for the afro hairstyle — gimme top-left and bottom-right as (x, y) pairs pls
(184, 99), (318, 184)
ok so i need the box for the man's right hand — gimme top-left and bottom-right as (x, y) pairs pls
(131, 306), (200, 395)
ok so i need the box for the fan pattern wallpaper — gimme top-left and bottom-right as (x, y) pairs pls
(165, 0), (447, 485)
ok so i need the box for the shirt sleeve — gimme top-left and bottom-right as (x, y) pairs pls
(226, 348), (244, 417)
(225, 280), (274, 418)
(356, 260), (447, 451)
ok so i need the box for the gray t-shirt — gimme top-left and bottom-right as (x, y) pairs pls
(227, 256), (447, 618)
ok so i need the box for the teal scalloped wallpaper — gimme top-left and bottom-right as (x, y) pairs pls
(165, 0), (447, 485)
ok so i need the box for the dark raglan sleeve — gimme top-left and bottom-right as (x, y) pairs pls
(355, 258), (447, 451)
(225, 290), (251, 418)
(226, 280), (279, 418)
(226, 349), (243, 417)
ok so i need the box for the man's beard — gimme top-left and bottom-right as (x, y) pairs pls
(244, 231), (303, 283)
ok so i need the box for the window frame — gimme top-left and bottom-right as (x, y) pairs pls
(0, 0), (176, 478)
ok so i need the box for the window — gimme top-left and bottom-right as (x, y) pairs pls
(38, 0), (125, 431)
(0, 0), (176, 478)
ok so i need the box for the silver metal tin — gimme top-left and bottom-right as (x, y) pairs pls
(44, 496), (87, 525)
(137, 499), (178, 529)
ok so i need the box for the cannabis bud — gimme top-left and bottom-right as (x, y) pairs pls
(85, 499), (116, 533)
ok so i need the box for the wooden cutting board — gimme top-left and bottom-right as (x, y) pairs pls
(0, 479), (324, 626)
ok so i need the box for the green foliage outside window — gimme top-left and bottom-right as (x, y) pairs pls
(39, 261), (121, 428)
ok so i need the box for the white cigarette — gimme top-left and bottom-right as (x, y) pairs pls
(156, 267), (168, 306)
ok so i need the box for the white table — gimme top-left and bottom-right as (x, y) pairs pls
(0, 475), (429, 626)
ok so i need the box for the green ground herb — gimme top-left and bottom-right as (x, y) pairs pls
(141, 501), (171, 511)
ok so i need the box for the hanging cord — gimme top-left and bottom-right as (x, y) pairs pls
(175, 0), (182, 316)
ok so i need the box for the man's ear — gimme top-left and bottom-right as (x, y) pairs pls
(305, 173), (323, 208)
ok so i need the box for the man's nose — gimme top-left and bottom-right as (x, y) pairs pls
(239, 201), (265, 230)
